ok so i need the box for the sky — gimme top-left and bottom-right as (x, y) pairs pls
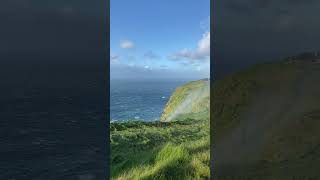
(110, 0), (210, 80)
(214, 0), (320, 79)
(3, 0), (320, 80)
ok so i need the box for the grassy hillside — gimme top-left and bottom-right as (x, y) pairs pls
(212, 59), (301, 139)
(212, 54), (320, 177)
(111, 80), (210, 180)
(161, 79), (209, 122)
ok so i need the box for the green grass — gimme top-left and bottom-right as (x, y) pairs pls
(161, 79), (209, 121)
(116, 143), (199, 180)
(111, 79), (210, 180)
(111, 113), (210, 180)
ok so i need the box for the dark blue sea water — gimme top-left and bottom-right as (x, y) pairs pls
(110, 79), (189, 122)
(0, 62), (107, 179)
(0, 60), (193, 179)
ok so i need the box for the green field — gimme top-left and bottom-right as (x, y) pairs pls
(110, 80), (210, 180)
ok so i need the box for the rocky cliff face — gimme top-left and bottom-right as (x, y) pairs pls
(160, 79), (210, 122)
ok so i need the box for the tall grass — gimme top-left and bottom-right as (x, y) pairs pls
(114, 138), (210, 180)
(110, 112), (210, 179)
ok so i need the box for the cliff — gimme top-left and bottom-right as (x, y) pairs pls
(160, 79), (210, 122)
(111, 79), (210, 179)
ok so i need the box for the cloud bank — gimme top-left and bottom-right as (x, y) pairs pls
(169, 31), (210, 61)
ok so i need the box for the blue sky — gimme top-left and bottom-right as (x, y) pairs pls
(110, 0), (210, 80)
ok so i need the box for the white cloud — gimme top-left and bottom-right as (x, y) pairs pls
(169, 48), (191, 60)
(194, 31), (210, 59)
(120, 40), (134, 49)
(169, 31), (210, 61)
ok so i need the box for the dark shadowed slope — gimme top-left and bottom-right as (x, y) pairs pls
(212, 54), (320, 177)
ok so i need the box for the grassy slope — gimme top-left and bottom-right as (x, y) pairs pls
(111, 80), (210, 180)
(160, 79), (210, 122)
(212, 60), (300, 139)
(212, 56), (320, 177)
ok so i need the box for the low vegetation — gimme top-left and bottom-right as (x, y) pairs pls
(111, 80), (210, 179)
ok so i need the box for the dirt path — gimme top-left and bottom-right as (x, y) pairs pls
(214, 61), (320, 176)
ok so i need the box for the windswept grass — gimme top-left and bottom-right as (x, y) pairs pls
(114, 139), (210, 180)
(111, 111), (210, 180)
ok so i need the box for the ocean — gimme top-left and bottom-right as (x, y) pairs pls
(0, 62), (108, 179)
(0, 60), (194, 179)
(110, 79), (190, 122)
